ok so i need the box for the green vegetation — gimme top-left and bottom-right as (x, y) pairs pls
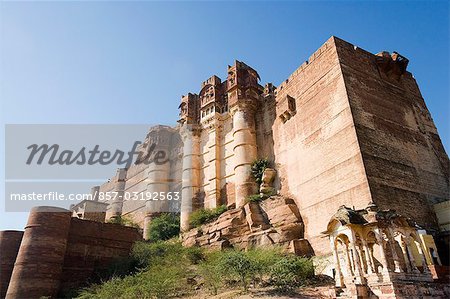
(188, 205), (227, 228)
(146, 213), (180, 242)
(75, 241), (315, 299)
(269, 255), (315, 290)
(246, 194), (263, 203)
(251, 158), (269, 186)
(107, 215), (140, 228)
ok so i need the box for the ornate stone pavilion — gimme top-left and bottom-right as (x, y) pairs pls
(324, 204), (447, 298)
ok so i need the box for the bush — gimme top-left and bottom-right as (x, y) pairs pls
(269, 256), (314, 290)
(246, 194), (263, 203)
(184, 246), (205, 264)
(146, 213), (180, 242)
(78, 264), (186, 299)
(107, 215), (140, 228)
(246, 247), (283, 283)
(251, 158), (269, 186)
(218, 250), (256, 292)
(198, 251), (223, 295)
(131, 241), (185, 268)
(79, 242), (190, 299)
(189, 205), (227, 227)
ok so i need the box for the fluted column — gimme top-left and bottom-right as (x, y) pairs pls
(231, 103), (258, 208)
(180, 126), (201, 232)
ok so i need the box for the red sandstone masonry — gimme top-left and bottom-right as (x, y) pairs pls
(5, 207), (142, 299)
(0, 231), (23, 299)
(334, 37), (449, 231)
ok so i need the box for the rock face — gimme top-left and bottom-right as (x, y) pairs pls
(181, 195), (314, 256)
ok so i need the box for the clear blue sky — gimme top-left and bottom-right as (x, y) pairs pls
(1, 1), (448, 230)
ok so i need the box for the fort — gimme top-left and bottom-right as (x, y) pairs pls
(1, 36), (449, 298)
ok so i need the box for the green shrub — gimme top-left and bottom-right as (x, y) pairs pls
(131, 241), (185, 268)
(189, 205), (227, 227)
(107, 215), (140, 228)
(78, 264), (186, 299)
(198, 251), (223, 295)
(184, 246), (205, 264)
(99, 256), (140, 279)
(246, 194), (263, 203)
(146, 213), (180, 242)
(246, 247), (283, 283)
(218, 250), (256, 292)
(251, 158), (269, 186)
(269, 256), (314, 290)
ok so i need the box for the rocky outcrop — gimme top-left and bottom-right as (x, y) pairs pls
(181, 195), (313, 256)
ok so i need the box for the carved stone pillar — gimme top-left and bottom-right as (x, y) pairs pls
(362, 239), (374, 274)
(345, 243), (355, 277)
(374, 229), (390, 273)
(417, 244), (431, 274)
(331, 238), (344, 287)
(387, 228), (403, 273)
(349, 231), (365, 284)
(231, 103), (258, 208)
(180, 126), (201, 232)
(406, 242), (420, 273)
(400, 238), (412, 273)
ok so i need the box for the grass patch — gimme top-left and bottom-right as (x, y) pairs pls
(76, 242), (316, 298)
(188, 205), (227, 228)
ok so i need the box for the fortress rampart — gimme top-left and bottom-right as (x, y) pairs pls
(2, 207), (141, 299)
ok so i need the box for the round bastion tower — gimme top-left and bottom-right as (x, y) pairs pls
(227, 61), (261, 208)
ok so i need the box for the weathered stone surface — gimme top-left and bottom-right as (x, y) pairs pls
(181, 195), (311, 252)
(5, 208), (142, 299)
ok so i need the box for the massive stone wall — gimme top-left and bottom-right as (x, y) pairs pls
(4, 206), (141, 299)
(272, 37), (373, 255)
(335, 38), (449, 230)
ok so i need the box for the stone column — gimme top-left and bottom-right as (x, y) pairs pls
(400, 238), (412, 273)
(387, 228), (403, 273)
(414, 238), (431, 274)
(180, 126), (201, 232)
(362, 239), (374, 274)
(143, 136), (171, 239)
(231, 103), (258, 208)
(349, 231), (365, 283)
(374, 229), (390, 273)
(331, 238), (344, 287)
(345, 243), (355, 277)
(405, 238), (420, 273)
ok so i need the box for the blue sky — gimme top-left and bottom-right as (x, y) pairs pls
(1, 1), (448, 230)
